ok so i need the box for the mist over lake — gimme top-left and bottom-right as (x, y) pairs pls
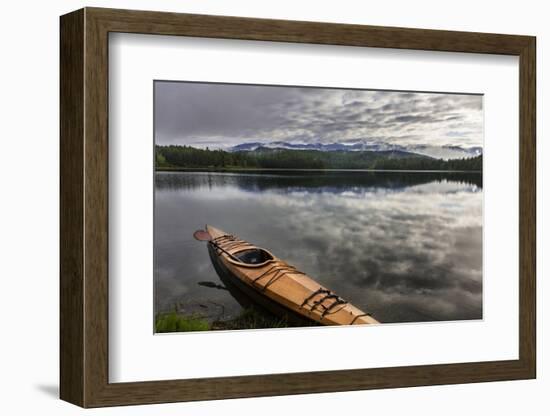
(154, 170), (483, 324)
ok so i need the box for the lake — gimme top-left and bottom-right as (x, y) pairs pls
(154, 170), (483, 325)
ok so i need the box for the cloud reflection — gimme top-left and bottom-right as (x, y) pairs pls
(155, 172), (482, 323)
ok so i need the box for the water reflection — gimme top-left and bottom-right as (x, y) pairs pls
(156, 170), (482, 192)
(154, 171), (482, 324)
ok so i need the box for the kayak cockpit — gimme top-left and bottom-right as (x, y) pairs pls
(234, 248), (274, 265)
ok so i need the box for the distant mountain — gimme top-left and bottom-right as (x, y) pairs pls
(228, 140), (482, 160)
(230, 142), (265, 151)
(408, 144), (483, 160)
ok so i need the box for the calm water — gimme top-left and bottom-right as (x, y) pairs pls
(154, 171), (482, 324)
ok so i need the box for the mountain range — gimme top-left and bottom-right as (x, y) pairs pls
(229, 140), (482, 160)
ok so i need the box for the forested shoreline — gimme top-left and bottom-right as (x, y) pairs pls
(155, 145), (482, 171)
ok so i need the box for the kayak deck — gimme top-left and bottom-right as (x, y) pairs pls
(205, 225), (379, 326)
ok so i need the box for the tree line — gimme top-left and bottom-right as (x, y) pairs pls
(155, 145), (482, 171)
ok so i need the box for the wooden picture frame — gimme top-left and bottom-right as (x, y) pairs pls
(60, 7), (536, 408)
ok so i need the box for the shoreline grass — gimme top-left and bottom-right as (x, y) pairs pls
(155, 311), (210, 333)
(155, 307), (299, 333)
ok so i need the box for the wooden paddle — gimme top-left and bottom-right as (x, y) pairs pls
(193, 229), (242, 262)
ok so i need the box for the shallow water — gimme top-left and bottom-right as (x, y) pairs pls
(154, 170), (482, 325)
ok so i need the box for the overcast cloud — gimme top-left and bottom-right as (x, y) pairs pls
(154, 81), (483, 149)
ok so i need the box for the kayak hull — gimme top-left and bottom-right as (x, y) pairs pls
(208, 243), (317, 326)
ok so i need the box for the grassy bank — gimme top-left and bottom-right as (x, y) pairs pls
(155, 307), (301, 333)
(155, 311), (210, 332)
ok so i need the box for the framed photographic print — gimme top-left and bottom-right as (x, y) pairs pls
(60, 7), (536, 407)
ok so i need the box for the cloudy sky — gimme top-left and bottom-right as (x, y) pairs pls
(154, 81), (483, 149)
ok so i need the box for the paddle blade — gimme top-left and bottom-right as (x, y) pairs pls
(193, 229), (212, 241)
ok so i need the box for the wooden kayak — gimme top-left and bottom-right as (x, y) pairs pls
(203, 225), (379, 326)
